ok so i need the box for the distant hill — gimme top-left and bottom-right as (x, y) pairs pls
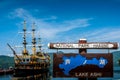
(0, 51), (119, 69)
(0, 55), (14, 69)
(112, 51), (120, 67)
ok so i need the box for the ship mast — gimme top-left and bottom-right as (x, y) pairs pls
(22, 21), (28, 55)
(32, 22), (36, 55)
(38, 35), (42, 52)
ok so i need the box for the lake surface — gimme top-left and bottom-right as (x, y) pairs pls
(0, 71), (120, 80)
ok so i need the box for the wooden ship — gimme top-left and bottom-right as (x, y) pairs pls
(7, 21), (50, 78)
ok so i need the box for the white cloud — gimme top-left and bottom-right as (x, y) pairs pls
(58, 27), (120, 44)
(86, 28), (120, 42)
(42, 16), (57, 20)
(8, 8), (92, 40)
(8, 8), (120, 43)
(9, 8), (31, 19)
(7, 8), (120, 52)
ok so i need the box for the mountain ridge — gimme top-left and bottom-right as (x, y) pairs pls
(0, 51), (119, 69)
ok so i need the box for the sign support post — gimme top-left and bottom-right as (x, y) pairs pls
(78, 39), (87, 80)
(78, 39), (97, 80)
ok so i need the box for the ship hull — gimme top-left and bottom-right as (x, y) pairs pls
(0, 69), (13, 75)
(13, 68), (49, 77)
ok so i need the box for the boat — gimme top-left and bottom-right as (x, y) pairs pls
(0, 68), (13, 75)
(7, 21), (50, 78)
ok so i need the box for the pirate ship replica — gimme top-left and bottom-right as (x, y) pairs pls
(7, 21), (50, 78)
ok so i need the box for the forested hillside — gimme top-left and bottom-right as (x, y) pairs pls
(0, 55), (14, 69)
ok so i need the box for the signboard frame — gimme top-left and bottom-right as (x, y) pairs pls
(53, 53), (113, 78)
(48, 42), (119, 49)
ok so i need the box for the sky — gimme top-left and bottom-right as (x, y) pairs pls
(0, 0), (120, 56)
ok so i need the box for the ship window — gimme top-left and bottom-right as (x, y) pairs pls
(26, 59), (29, 62)
(23, 59), (25, 62)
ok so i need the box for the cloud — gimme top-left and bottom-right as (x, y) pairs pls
(86, 28), (120, 42)
(8, 8), (120, 45)
(58, 27), (120, 44)
(90, 28), (120, 41)
(8, 8), (30, 19)
(7, 8), (120, 53)
(42, 16), (57, 20)
(8, 8), (92, 40)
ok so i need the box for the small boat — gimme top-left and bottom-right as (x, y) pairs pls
(0, 68), (13, 75)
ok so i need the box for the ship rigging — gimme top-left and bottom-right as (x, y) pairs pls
(7, 21), (50, 78)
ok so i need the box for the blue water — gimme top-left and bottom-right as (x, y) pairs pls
(0, 66), (120, 80)
(52, 72), (120, 80)
(0, 75), (12, 80)
(0, 71), (120, 80)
